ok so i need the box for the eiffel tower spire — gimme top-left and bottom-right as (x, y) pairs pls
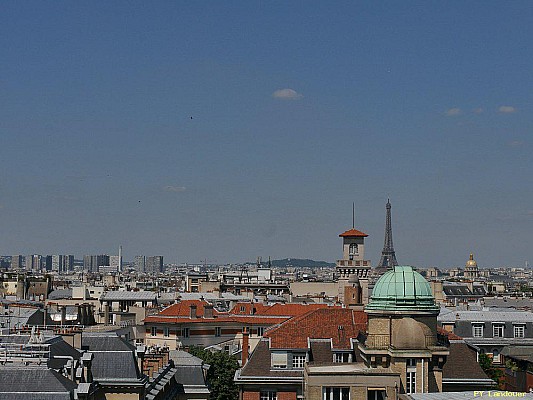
(377, 199), (398, 270)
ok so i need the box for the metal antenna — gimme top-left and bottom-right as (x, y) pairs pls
(352, 202), (355, 229)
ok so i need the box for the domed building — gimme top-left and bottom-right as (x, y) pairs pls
(359, 266), (449, 394)
(464, 253), (479, 280)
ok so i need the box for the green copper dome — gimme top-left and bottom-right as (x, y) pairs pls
(366, 266), (439, 312)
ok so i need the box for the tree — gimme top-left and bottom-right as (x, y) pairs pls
(188, 346), (240, 400)
(479, 353), (503, 389)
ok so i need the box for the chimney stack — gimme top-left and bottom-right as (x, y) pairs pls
(204, 304), (214, 319)
(189, 304), (197, 319)
(242, 330), (250, 367)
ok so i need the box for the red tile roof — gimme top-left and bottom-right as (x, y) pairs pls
(265, 308), (368, 349)
(339, 228), (368, 237)
(158, 300), (220, 318)
(437, 326), (463, 340)
(229, 302), (270, 315)
(258, 303), (332, 316)
(144, 314), (289, 325)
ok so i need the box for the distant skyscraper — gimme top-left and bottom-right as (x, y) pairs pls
(52, 255), (74, 273)
(44, 255), (53, 271)
(11, 255), (23, 270)
(146, 256), (163, 274)
(83, 254), (109, 272)
(134, 255), (146, 272)
(25, 254), (42, 271)
(110, 255), (122, 272)
(377, 200), (399, 271)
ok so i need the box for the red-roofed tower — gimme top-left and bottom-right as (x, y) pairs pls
(336, 206), (372, 305)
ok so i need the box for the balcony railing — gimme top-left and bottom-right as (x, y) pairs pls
(336, 260), (370, 267)
(366, 334), (389, 349)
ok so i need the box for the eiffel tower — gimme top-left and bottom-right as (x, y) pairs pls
(377, 199), (398, 271)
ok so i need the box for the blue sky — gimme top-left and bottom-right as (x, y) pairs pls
(1, 2), (531, 267)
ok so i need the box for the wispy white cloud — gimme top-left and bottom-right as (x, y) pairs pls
(498, 105), (516, 113)
(163, 185), (186, 193)
(272, 88), (303, 100)
(473, 107), (484, 114)
(509, 140), (524, 147)
(445, 107), (461, 116)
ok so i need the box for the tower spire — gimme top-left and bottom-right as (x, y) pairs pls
(377, 199), (398, 271)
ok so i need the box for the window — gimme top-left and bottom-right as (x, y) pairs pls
(367, 390), (386, 400)
(183, 327), (190, 338)
(492, 348), (501, 363)
(514, 325), (525, 338)
(406, 358), (416, 394)
(215, 327), (221, 337)
(292, 354), (306, 369)
(240, 306), (246, 312)
(472, 324), (484, 338)
(260, 391), (277, 400)
(163, 327), (169, 337)
(257, 327), (265, 336)
(333, 352), (350, 363)
(271, 352), (288, 369)
(151, 326), (157, 336)
(349, 243), (358, 255)
(493, 324), (504, 338)
(323, 387), (349, 400)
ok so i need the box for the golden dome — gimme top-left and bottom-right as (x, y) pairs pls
(466, 253), (477, 268)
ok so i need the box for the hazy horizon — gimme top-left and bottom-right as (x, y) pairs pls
(1, 2), (531, 267)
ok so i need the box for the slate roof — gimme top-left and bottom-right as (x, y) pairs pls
(309, 340), (334, 363)
(101, 290), (157, 302)
(238, 340), (302, 379)
(90, 351), (140, 381)
(484, 298), (533, 310)
(438, 309), (533, 323)
(81, 333), (141, 382)
(169, 350), (205, 366)
(82, 333), (137, 352)
(442, 341), (491, 381)
(0, 366), (77, 399)
(47, 288), (73, 300)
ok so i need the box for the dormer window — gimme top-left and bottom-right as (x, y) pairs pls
(271, 352), (288, 369)
(292, 353), (306, 369)
(333, 352), (350, 363)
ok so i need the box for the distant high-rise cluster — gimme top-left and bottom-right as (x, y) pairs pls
(146, 256), (163, 274)
(51, 255), (74, 273)
(134, 255), (146, 272)
(83, 254), (110, 272)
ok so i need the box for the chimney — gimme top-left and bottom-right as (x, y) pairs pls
(204, 304), (214, 319)
(190, 304), (197, 319)
(60, 306), (67, 326)
(104, 303), (110, 325)
(242, 330), (250, 367)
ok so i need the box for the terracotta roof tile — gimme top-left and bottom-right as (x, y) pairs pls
(229, 302), (270, 315)
(339, 228), (368, 237)
(159, 300), (220, 318)
(265, 308), (367, 349)
(437, 326), (463, 340)
(258, 303), (332, 316)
